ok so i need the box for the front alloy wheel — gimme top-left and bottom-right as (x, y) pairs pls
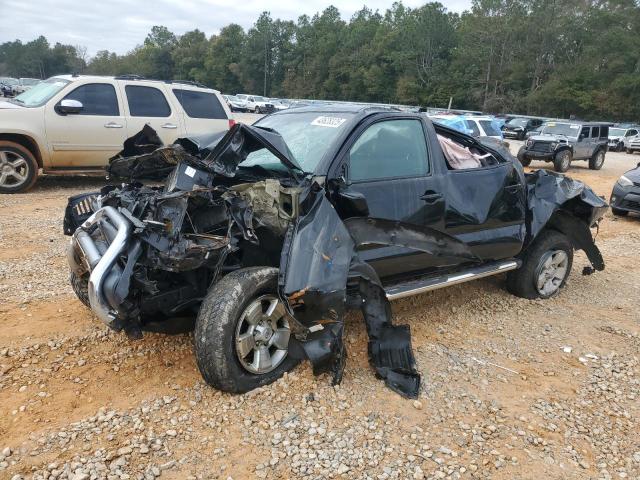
(534, 250), (569, 297)
(235, 294), (290, 374)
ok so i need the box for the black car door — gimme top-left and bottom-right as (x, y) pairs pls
(333, 115), (450, 278)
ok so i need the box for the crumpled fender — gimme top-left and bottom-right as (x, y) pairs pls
(525, 170), (607, 272)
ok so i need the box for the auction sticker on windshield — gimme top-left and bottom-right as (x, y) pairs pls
(311, 116), (347, 128)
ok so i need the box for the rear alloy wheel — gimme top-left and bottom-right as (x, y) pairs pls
(0, 141), (38, 193)
(589, 149), (605, 170)
(553, 150), (572, 172)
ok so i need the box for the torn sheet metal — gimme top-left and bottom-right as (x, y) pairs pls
(280, 190), (421, 398)
(525, 170), (607, 271)
(201, 124), (303, 176)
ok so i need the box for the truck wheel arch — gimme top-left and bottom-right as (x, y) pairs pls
(0, 133), (43, 168)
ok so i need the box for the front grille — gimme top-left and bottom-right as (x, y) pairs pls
(531, 142), (552, 153)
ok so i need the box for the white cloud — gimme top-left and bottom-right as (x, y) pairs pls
(0, 0), (472, 56)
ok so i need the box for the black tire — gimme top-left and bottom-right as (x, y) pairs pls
(616, 142), (624, 152)
(194, 267), (300, 394)
(589, 149), (605, 170)
(626, 148), (635, 154)
(517, 131), (525, 141)
(506, 230), (573, 300)
(611, 207), (628, 216)
(0, 141), (39, 193)
(70, 271), (91, 308)
(553, 149), (572, 172)
(517, 147), (532, 167)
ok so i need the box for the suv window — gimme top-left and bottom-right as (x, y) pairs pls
(600, 126), (608, 138)
(627, 129), (638, 137)
(349, 119), (428, 182)
(464, 120), (480, 136)
(125, 85), (171, 117)
(172, 89), (227, 119)
(62, 83), (119, 116)
(479, 120), (501, 137)
(580, 126), (590, 139)
(590, 126), (600, 138)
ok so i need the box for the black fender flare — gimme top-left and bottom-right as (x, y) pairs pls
(546, 210), (604, 272)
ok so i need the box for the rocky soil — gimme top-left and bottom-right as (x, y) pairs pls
(1, 151), (639, 479)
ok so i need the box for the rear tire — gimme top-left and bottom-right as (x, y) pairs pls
(553, 150), (571, 172)
(506, 230), (573, 299)
(0, 141), (38, 193)
(194, 267), (299, 394)
(589, 149), (605, 170)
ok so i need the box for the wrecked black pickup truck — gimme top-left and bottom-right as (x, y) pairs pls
(63, 105), (607, 398)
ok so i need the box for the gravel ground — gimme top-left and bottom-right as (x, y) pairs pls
(0, 140), (639, 480)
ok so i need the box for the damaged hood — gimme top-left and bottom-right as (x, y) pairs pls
(107, 124), (303, 182)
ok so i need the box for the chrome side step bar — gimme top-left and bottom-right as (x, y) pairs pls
(385, 260), (520, 301)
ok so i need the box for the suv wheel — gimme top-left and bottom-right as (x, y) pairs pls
(506, 230), (573, 299)
(194, 267), (299, 393)
(626, 148), (634, 155)
(553, 150), (571, 172)
(616, 142), (624, 152)
(516, 146), (532, 167)
(589, 149), (605, 170)
(0, 141), (38, 193)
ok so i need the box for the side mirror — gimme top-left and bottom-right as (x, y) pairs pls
(56, 99), (83, 115)
(337, 189), (369, 218)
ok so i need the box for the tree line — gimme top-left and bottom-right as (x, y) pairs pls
(2, 0), (640, 122)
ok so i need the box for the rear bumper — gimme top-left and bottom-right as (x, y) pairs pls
(68, 206), (133, 327)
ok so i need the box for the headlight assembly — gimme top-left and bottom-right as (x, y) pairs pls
(617, 175), (633, 188)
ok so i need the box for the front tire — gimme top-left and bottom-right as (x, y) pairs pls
(0, 141), (38, 193)
(553, 150), (572, 172)
(626, 148), (634, 154)
(194, 267), (299, 394)
(506, 230), (573, 299)
(70, 271), (91, 308)
(589, 149), (605, 170)
(517, 147), (532, 167)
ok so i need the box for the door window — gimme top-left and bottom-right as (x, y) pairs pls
(125, 85), (171, 117)
(349, 119), (429, 182)
(464, 120), (481, 136)
(172, 89), (227, 119)
(626, 129), (637, 137)
(62, 83), (119, 116)
(580, 127), (590, 139)
(590, 126), (600, 138)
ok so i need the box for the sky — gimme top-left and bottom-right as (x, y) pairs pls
(0, 0), (472, 56)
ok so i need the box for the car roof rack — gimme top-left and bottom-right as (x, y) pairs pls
(114, 74), (146, 80)
(170, 80), (209, 88)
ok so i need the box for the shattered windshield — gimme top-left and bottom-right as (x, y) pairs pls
(541, 122), (580, 137)
(242, 112), (354, 173)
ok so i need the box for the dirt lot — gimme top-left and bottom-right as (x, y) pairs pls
(1, 138), (639, 480)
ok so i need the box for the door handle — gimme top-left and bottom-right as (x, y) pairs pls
(161, 123), (178, 129)
(420, 192), (443, 203)
(104, 122), (123, 128)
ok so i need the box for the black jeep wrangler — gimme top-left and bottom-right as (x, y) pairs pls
(63, 105), (607, 398)
(517, 121), (610, 172)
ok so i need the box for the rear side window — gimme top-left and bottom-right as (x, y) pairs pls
(590, 126), (600, 138)
(62, 83), (119, 116)
(600, 126), (608, 138)
(125, 85), (171, 117)
(172, 89), (227, 119)
(349, 119), (429, 182)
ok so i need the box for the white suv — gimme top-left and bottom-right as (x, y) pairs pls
(0, 75), (234, 193)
